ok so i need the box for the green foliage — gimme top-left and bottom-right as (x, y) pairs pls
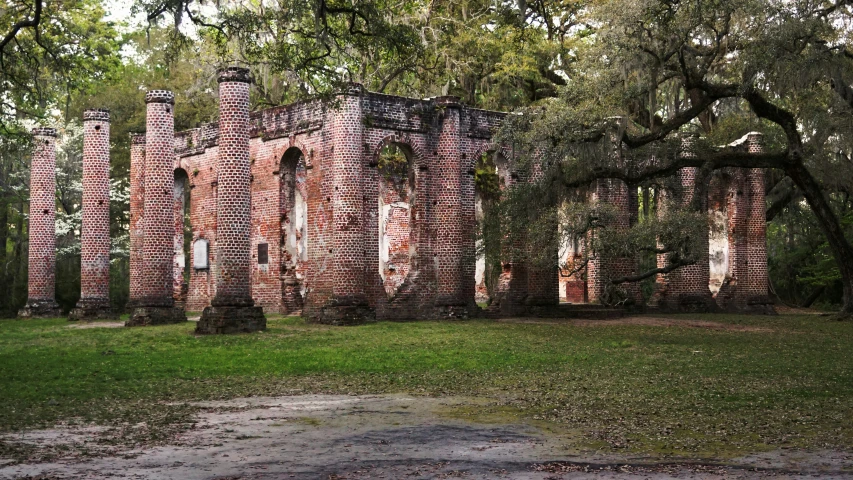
(0, 0), (120, 133)
(473, 152), (500, 201)
(490, 0), (853, 310)
(377, 144), (409, 180)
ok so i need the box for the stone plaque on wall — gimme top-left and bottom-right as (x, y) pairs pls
(257, 243), (269, 265)
(193, 239), (209, 270)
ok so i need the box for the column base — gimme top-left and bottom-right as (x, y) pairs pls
(433, 303), (480, 319)
(659, 293), (719, 313)
(18, 299), (61, 318)
(126, 306), (187, 326)
(196, 305), (266, 334)
(743, 295), (777, 315)
(69, 298), (117, 321)
(311, 296), (375, 326)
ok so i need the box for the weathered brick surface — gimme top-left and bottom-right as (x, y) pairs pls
(173, 169), (189, 307)
(70, 109), (116, 320)
(588, 177), (642, 306)
(121, 87), (771, 322)
(19, 128), (61, 318)
(652, 136), (716, 312)
(197, 67), (266, 333)
(127, 133), (146, 308)
(128, 90), (187, 326)
(709, 133), (773, 313)
(166, 88), (500, 322)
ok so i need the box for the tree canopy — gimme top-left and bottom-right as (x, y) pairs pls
(2, 0), (853, 316)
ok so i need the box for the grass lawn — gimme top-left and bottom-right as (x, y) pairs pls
(0, 313), (851, 461)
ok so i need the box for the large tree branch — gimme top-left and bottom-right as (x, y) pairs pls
(610, 257), (695, 284)
(557, 149), (791, 191)
(742, 86), (803, 153)
(0, 0), (43, 54)
(766, 177), (797, 221)
(623, 83), (739, 148)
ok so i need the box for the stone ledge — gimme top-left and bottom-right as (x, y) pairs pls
(127, 306), (187, 326)
(196, 306), (266, 334)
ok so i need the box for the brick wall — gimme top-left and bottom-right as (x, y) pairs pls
(126, 88), (772, 321)
(168, 88), (497, 322)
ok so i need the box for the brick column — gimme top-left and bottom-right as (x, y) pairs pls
(197, 67), (265, 333)
(18, 128), (61, 318)
(587, 120), (643, 307)
(128, 90), (187, 326)
(70, 109), (116, 320)
(744, 133), (773, 313)
(719, 168), (749, 310)
(434, 96), (471, 315)
(312, 83), (373, 324)
(655, 136), (715, 311)
(525, 156), (559, 309)
(127, 133), (145, 308)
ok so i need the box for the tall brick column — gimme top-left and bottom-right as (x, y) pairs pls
(434, 96), (472, 315)
(654, 136), (715, 312)
(744, 133), (773, 313)
(70, 109), (116, 320)
(128, 91), (187, 326)
(197, 67), (265, 333)
(587, 120), (643, 307)
(18, 128), (61, 318)
(314, 83), (373, 324)
(525, 156), (559, 309)
(127, 133), (145, 309)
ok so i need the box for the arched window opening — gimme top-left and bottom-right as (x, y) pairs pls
(280, 147), (308, 313)
(173, 168), (191, 307)
(708, 174), (731, 295)
(474, 151), (503, 305)
(378, 143), (415, 297)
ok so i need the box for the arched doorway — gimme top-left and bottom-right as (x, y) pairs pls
(280, 147), (308, 313)
(377, 143), (416, 297)
(473, 150), (503, 305)
(708, 172), (733, 296)
(173, 168), (191, 308)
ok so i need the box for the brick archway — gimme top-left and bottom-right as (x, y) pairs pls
(279, 146), (309, 313)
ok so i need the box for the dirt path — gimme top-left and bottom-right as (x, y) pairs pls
(2, 394), (851, 479)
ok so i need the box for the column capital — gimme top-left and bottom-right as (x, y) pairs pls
(83, 109), (111, 122)
(217, 66), (252, 84)
(31, 127), (57, 137)
(145, 90), (175, 105)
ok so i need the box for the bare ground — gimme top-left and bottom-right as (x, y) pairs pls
(2, 394), (850, 479)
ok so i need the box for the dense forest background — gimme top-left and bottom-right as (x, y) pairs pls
(1, 0), (852, 316)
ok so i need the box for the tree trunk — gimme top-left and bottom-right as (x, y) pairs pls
(786, 161), (853, 314)
(0, 198), (8, 314)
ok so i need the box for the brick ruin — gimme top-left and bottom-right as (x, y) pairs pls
(18, 128), (61, 318)
(69, 109), (116, 320)
(20, 71), (773, 323)
(161, 81), (503, 325)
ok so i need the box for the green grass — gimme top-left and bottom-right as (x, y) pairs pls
(1, 313), (852, 460)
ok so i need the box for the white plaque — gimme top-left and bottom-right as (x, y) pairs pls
(193, 239), (209, 269)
